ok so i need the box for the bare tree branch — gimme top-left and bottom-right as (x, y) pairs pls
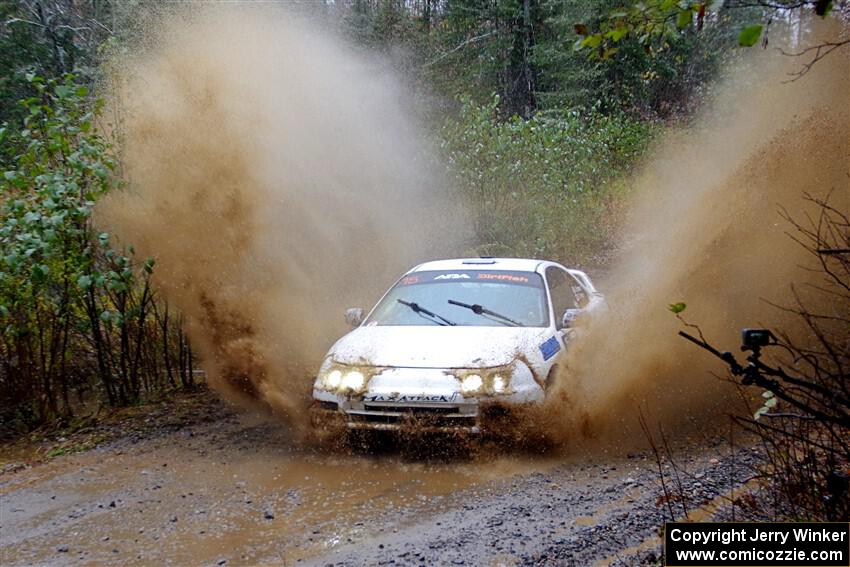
(424, 30), (498, 67)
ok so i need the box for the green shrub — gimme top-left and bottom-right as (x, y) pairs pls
(1, 75), (193, 432)
(441, 95), (654, 263)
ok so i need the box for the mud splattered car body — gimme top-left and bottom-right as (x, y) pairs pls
(311, 258), (603, 434)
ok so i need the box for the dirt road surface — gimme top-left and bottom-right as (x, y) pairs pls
(1, 396), (759, 566)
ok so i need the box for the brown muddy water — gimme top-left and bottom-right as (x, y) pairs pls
(0, 411), (560, 566)
(0, 404), (757, 566)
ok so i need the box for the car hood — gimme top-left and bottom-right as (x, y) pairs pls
(328, 325), (551, 369)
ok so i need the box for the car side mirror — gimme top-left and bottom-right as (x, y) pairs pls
(345, 307), (365, 327)
(561, 308), (581, 329)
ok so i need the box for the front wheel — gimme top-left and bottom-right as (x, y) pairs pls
(544, 364), (559, 392)
(345, 428), (372, 451)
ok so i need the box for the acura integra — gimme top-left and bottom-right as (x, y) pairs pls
(310, 257), (603, 434)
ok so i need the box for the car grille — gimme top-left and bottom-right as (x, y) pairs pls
(349, 405), (476, 429)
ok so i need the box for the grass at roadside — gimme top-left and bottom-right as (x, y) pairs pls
(0, 385), (224, 473)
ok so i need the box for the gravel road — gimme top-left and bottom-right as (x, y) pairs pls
(0, 396), (761, 566)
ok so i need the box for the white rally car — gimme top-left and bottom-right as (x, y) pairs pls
(310, 258), (603, 434)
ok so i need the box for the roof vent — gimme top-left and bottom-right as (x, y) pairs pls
(462, 258), (497, 265)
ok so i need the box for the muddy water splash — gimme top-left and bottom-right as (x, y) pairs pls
(99, 7), (458, 432)
(549, 24), (849, 445)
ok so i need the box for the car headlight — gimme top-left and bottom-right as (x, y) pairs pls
(317, 364), (372, 393)
(341, 370), (365, 391)
(456, 368), (513, 396)
(324, 369), (342, 389)
(492, 374), (506, 393)
(460, 374), (483, 394)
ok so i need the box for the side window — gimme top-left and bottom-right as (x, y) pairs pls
(569, 275), (589, 308)
(545, 267), (577, 327)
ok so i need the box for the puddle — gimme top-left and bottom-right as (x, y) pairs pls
(0, 416), (557, 566)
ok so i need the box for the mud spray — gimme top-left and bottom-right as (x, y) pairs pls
(99, 6), (461, 435)
(548, 20), (849, 447)
(100, 6), (847, 448)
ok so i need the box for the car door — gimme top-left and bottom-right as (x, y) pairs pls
(545, 265), (582, 330)
(541, 266), (582, 386)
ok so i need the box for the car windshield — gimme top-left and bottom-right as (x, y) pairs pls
(365, 270), (549, 327)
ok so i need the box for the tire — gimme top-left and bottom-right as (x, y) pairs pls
(545, 364), (559, 392)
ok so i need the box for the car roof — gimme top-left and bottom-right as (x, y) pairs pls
(410, 257), (549, 273)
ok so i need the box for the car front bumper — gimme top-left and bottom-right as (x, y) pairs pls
(310, 397), (481, 433)
(311, 365), (543, 434)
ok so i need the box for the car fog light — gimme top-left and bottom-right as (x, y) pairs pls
(341, 370), (365, 390)
(460, 374), (483, 394)
(325, 369), (342, 389)
(492, 375), (506, 393)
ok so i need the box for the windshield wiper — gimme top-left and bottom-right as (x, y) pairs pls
(397, 299), (456, 326)
(447, 299), (521, 327)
